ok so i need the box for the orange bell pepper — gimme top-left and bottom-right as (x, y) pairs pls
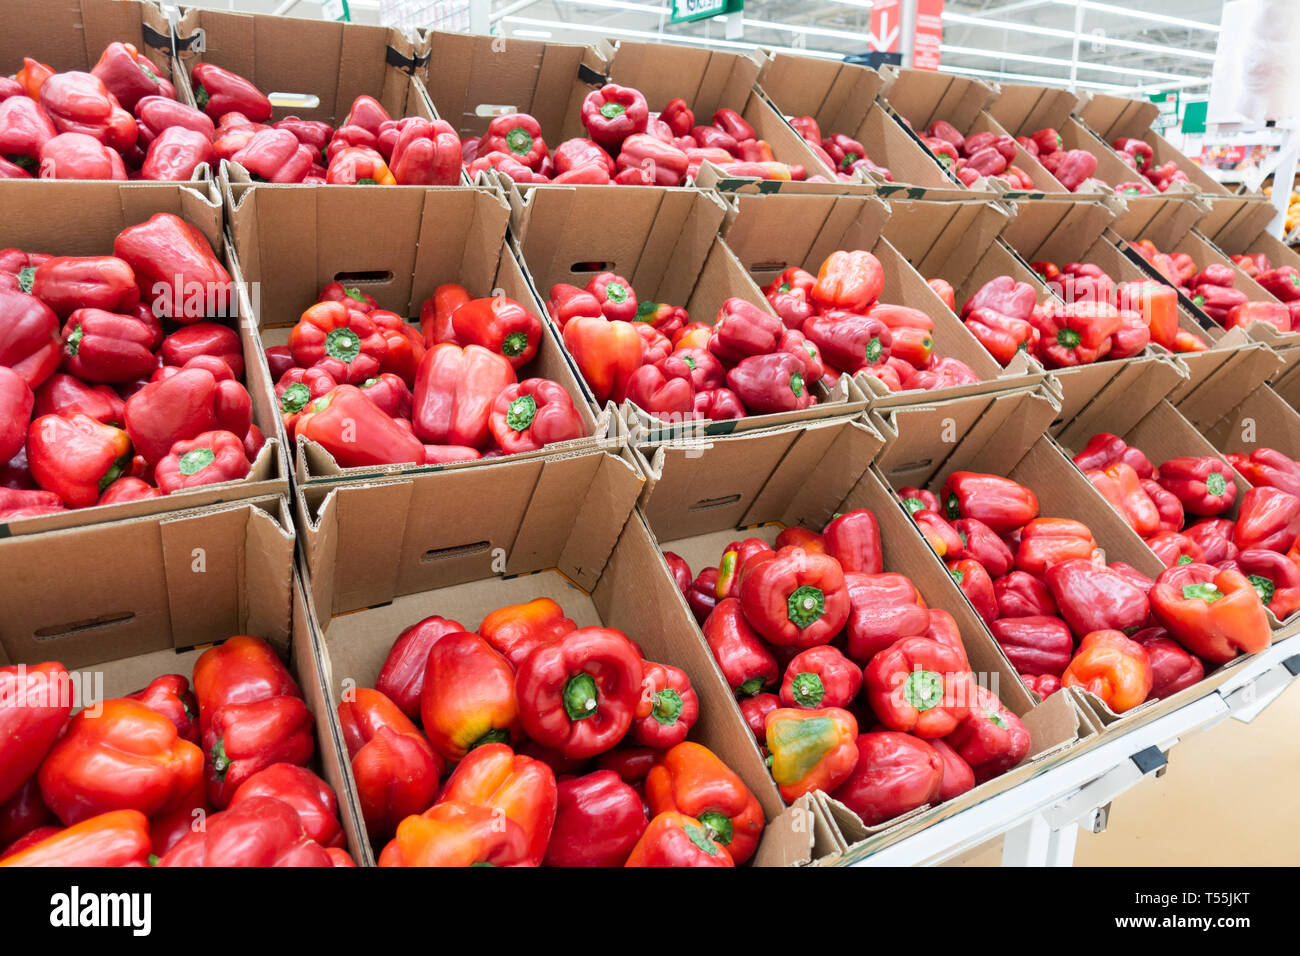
(0, 810), (151, 867)
(419, 632), (519, 761)
(811, 250), (884, 312)
(477, 597), (576, 669)
(379, 800), (531, 867)
(624, 811), (734, 867)
(435, 743), (557, 867)
(1015, 517), (1099, 576)
(1061, 629), (1152, 713)
(645, 741), (765, 864)
(1087, 462), (1161, 537)
(1149, 563), (1271, 663)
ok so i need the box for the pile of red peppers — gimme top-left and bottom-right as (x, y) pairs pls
(466, 85), (806, 186)
(919, 120), (1037, 190)
(787, 115), (893, 183)
(0, 636), (357, 867)
(264, 281), (584, 467)
(1110, 136), (1190, 195)
(667, 510), (1032, 829)
(1129, 239), (1297, 335)
(0, 214), (266, 520)
(351, 597), (763, 867)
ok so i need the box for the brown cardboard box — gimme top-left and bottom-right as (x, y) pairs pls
(878, 67), (1083, 198)
(1111, 194), (1300, 350)
(224, 182), (611, 483)
(634, 410), (1083, 860)
(1076, 91), (1230, 197)
(296, 446), (832, 865)
(0, 0), (203, 181)
(996, 195), (1196, 428)
(721, 191), (1043, 408)
(0, 179), (286, 536)
(509, 183), (864, 438)
(0, 495), (370, 862)
(988, 81), (1143, 196)
(753, 51), (979, 200)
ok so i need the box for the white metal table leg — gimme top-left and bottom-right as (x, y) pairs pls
(1044, 822), (1078, 867)
(1002, 813), (1053, 866)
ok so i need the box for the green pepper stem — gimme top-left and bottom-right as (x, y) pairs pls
(563, 672), (599, 721)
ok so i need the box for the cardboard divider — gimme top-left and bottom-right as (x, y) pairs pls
(720, 191), (1043, 407)
(754, 51), (977, 200)
(1077, 91), (1229, 197)
(0, 179), (286, 536)
(0, 0), (210, 185)
(989, 82), (1147, 195)
(297, 448), (831, 864)
(1273, 358), (1300, 410)
(223, 182), (610, 482)
(1172, 340), (1285, 432)
(635, 406), (1083, 860)
(508, 184), (865, 437)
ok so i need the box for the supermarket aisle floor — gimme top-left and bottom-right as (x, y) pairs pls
(956, 679), (1300, 866)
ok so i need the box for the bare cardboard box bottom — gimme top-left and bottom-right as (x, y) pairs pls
(305, 507), (833, 866)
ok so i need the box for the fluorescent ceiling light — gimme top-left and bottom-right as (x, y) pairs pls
(937, 63), (1132, 94)
(500, 15), (846, 59)
(828, 0), (873, 7)
(550, 0), (663, 12)
(940, 43), (1206, 83)
(1053, 0), (1219, 32)
(741, 16), (874, 42)
(942, 11), (1218, 61)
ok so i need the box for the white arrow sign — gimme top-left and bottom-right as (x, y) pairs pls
(868, 10), (900, 51)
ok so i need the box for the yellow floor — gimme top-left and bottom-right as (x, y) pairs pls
(955, 679), (1300, 866)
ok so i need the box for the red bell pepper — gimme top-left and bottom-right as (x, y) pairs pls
(965, 307), (1035, 366)
(128, 674), (199, 745)
(702, 598), (780, 697)
(486, 377), (584, 453)
(372, 615), (465, 722)
(325, 145), (396, 185)
(942, 471), (1039, 532)
(481, 112), (548, 172)
(1191, 284), (1248, 324)
(954, 518), (1015, 578)
(229, 764), (343, 851)
(38, 698), (203, 826)
(0, 96), (56, 173)
(0, 662), (72, 806)
(386, 118), (462, 185)
(27, 412), (131, 507)
(947, 558), (998, 624)
(706, 296), (780, 366)
(1087, 462), (1161, 537)
(154, 429), (250, 494)
(544, 770), (647, 867)
(448, 296), (540, 370)
(0, 810), (151, 868)
(994, 571), (1058, 619)
(1225, 301), (1291, 334)
(1234, 486), (1300, 553)
(418, 631), (518, 761)
(0, 780), (55, 851)
(1149, 563), (1270, 663)
(39, 71), (136, 151)
(991, 616), (1073, 678)
(1070, 432), (1154, 479)
(829, 732), (942, 826)
(563, 315), (642, 405)
(1046, 558), (1150, 639)
(289, 301), (387, 384)
(140, 125), (212, 181)
(1061, 629), (1153, 713)
(379, 799), (530, 867)
(552, 138), (616, 176)
(616, 134), (688, 186)
(823, 508), (883, 574)
(1147, 530), (1204, 568)
(1157, 456), (1237, 517)
(514, 627), (642, 760)
(57, 308), (155, 385)
(812, 250), (884, 312)
(779, 645), (861, 710)
(1184, 518), (1237, 564)
(738, 545), (850, 649)
(1232, 549), (1300, 619)
(1255, 266), (1300, 302)
(29, 255), (139, 320)
(190, 63), (271, 122)
(230, 127), (315, 183)
(1141, 477), (1185, 534)
(630, 660), (698, 749)
(864, 636), (973, 738)
(898, 486), (941, 516)
(32, 375), (122, 431)
(687, 567), (720, 625)
(160, 322), (243, 380)
(726, 352), (814, 414)
(158, 795), (333, 867)
(962, 276), (1037, 323)
(803, 310), (892, 373)
(0, 367), (32, 464)
(123, 365), (250, 463)
(843, 571), (930, 665)
(1133, 629), (1205, 699)
(1032, 300), (1121, 367)
(645, 741), (764, 864)
(412, 343), (517, 449)
(435, 743), (557, 868)
(136, 95), (213, 147)
(114, 213), (232, 324)
(581, 85), (649, 152)
(477, 598), (575, 672)
(1054, 148), (1098, 190)
(1228, 448), (1300, 497)
(946, 686), (1031, 782)
(625, 811), (733, 867)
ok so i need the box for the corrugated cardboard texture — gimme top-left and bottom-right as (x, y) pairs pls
(1053, 357), (1188, 449)
(421, 31), (605, 142)
(987, 81), (1079, 136)
(1203, 383), (1300, 464)
(173, 6), (425, 125)
(723, 192), (1041, 406)
(0, 180), (286, 536)
(1077, 90), (1159, 142)
(636, 418), (882, 541)
(0, 497), (294, 669)
(297, 448), (643, 614)
(1172, 341), (1284, 430)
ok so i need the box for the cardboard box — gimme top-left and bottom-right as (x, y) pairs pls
(1111, 194), (1300, 350)
(0, 179), (286, 536)
(753, 51), (977, 200)
(996, 194), (1198, 428)
(878, 67), (1082, 198)
(0, 0), (212, 185)
(224, 182), (611, 483)
(0, 495), (370, 862)
(988, 81), (1146, 197)
(720, 191), (1043, 408)
(634, 412), (1083, 859)
(509, 183), (865, 438)
(295, 445), (833, 864)
(1077, 91), (1230, 197)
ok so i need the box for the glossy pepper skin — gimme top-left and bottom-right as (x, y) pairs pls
(413, 343), (516, 449)
(339, 688), (443, 839)
(229, 763), (344, 850)
(843, 571), (930, 665)
(0, 97), (57, 173)
(1046, 559), (1150, 639)
(812, 250), (884, 312)
(645, 742), (764, 864)
(991, 616), (1073, 678)
(515, 627), (642, 760)
(625, 811), (733, 867)
(865, 636), (973, 738)
(544, 770), (647, 867)
(1231, 549), (1300, 619)
(192, 635), (314, 809)
(420, 632), (519, 761)
(289, 301), (387, 385)
(1133, 628), (1205, 699)
(1157, 456), (1237, 517)
(27, 413), (132, 507)
(190, 63), (272, 122)
(0, 367), (33, 463)
(1227, 448), (1300, 498)
(917, 509), (966, 561)
(0, 810), (151, 868)
(947, 558), (998, 623)
(379, 799), (530, 867)
(437, 743), (557, 867)
(114, 213), (233, 324)
(0, 662), (73, 806)
(1149, 563), (1271, 663)
(296, 385), (425, 468)
(39, 71), (136, 151)
(717, 537), (773, 599)
(563, 315), (642, 406)
(487, 378), (584, 453)
(30, 255), (139, 320)
(726, 352), (815, 414)
(764, 706), (859, 802)
(1015, 518), (1098, 577)
(779, 645), (861, 710)
(954, 518), (1015, 577)
(632, 660), (699, 749)
(325, 146), (395, 185)
(942, 472), (1039, 532)
(830, 732), (942, 827)
(708, 296), (782, 365)
(1088, 463), (1161, 537)
(451, 296), (543, 369)
(482, 112), (547, 171)
(581, 85), (649, 152)
(141, 125), (213, 181)
(1062, 629), (1153, 713)
(374, 615), (465, 721)
(995, 570), (1058, 619)
(739, 546), (850, 648)
(38, 698), (203, 826)
(702, 598), (780, 697)
(1234, 486), (1300, 553)
(478, 598), (574, 670)
(158, 795), (333, 867)
(945, 687), (1031, 782)
(155, 429), (250, 494)
(821, 508), (882, 574)
(128, 674), (199, 744)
